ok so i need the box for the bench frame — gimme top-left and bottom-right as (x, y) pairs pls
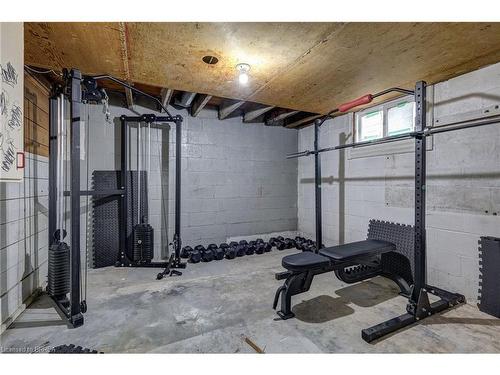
(273, 254), (411, 320)
(273, 222), (414, 320)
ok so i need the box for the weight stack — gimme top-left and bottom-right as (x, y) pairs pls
(133, 223), (154, 263)
(478, 236), (500, 317)
(48, 241), (70, 298)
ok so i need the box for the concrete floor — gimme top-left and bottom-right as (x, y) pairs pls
(1, 249), (500, 353)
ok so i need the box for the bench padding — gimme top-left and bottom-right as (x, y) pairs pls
(282, 252), (330, 272)
(319, 239), (395, 262)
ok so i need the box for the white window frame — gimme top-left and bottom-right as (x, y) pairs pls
(349, 92), (433, 159)
(355, 95), (416, 143)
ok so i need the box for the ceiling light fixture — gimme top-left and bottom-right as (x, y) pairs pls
(236, 63), (251, 85)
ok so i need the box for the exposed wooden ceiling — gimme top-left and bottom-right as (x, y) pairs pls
(25, 22), (500, 127)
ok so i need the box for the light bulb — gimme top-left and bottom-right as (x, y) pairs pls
(236, 63), (251, 85)
(239, 72), (249, 85)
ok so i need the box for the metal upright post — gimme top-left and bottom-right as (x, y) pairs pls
(173, 117), (183, 261)
(69, 69), (84, 327)
(314, 119), (322, 252)
(48, 94), (58, 246)
(410, 81), (428, 308)
(119, 116), (129, 264)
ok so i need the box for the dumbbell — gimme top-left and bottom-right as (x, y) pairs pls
(207, 243), (224, 261)
(255, 242), (265, 254)
(219, 242), (229, 256)
(245, 243), (256, 255)
(201, 248), (214, 262)
(189, 249), (201, 263)
(295, 237), (306, 250)
(263, 242), (272, 252)
(276, 240), (286, 250)
(284, 238), (295, 249)
(302, 240), (316, 252)
(225, 245), (236, 260)
(269, 237), (278, 247)
(213, 247), (225, 260)
(194, 245), (206, 253)
(180, 246), (193, 259)
(249, 240), (257, 247)
(229, 241), (239, 248)
(239, 240), (248, 246)
(256, 238), (264, 244)
(205, 243), (221, 261)
(235, 244), (246, 257)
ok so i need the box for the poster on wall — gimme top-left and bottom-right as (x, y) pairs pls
(0, 22), (24, 182)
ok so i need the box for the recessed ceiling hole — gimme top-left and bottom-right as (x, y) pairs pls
(202, 55), (219, 65)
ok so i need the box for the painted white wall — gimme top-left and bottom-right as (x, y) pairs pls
(0, 153), (48, 332)
(297, 62), (500, 302)
(0, 23), (24, 182)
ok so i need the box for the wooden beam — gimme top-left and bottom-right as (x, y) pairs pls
(160, 88), (173, 110)
(175, 91), (197, 108)
(118, 22), (134, 110)
(265, 110), (299, 126)
(191, 94), (212, 117)
(125, 88), (134, 109)
(219, 100), (245, 120)
(243, 105), (275, 123)
(285, 114), (322, 128)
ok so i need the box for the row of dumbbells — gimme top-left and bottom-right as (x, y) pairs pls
(181, 236), (317, 264)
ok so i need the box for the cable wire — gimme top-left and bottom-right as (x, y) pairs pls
(83, 104), (90, 302)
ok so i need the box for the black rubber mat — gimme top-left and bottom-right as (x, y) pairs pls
(50, 344), (101, 354)
(368, 219), (415, 285)
(91, 170), (148, 268)
(478, 236), (500, 317)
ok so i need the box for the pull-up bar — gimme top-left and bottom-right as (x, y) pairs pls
(315, 87), (416, 127)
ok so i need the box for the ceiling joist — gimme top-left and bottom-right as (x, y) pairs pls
(219, 100), (245, 120)
(160, 87), (174, 110)
(175, 91), (197, 108)
(265, 110), (300, 126)
(243, 105), (275, 123)
(118, 22), (134, 110)
(191, 94), (213, 117)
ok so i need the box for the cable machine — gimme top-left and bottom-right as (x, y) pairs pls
(286, 80), (500, 342)
(47, 69), (185, 328)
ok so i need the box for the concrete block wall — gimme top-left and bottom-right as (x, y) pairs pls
(84, 99), (298, 259)
(297, 62), (500, 302)
(168, 108), (298, 247)
(0, 153), (48, 332)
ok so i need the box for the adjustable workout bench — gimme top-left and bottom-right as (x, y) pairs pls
(273, 220), (415, 320)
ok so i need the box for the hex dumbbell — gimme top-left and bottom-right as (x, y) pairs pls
(180, 246), (193, 259)
(189, 249), (201, 263)
(235, 244), (246, 257)
(225, 245), (236, 259)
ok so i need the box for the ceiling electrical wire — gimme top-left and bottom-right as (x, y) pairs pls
(24, 65), (63, 77)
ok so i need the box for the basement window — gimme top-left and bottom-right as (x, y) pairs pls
(350, 96), (422, 159)
(355, 96), (415, 142)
